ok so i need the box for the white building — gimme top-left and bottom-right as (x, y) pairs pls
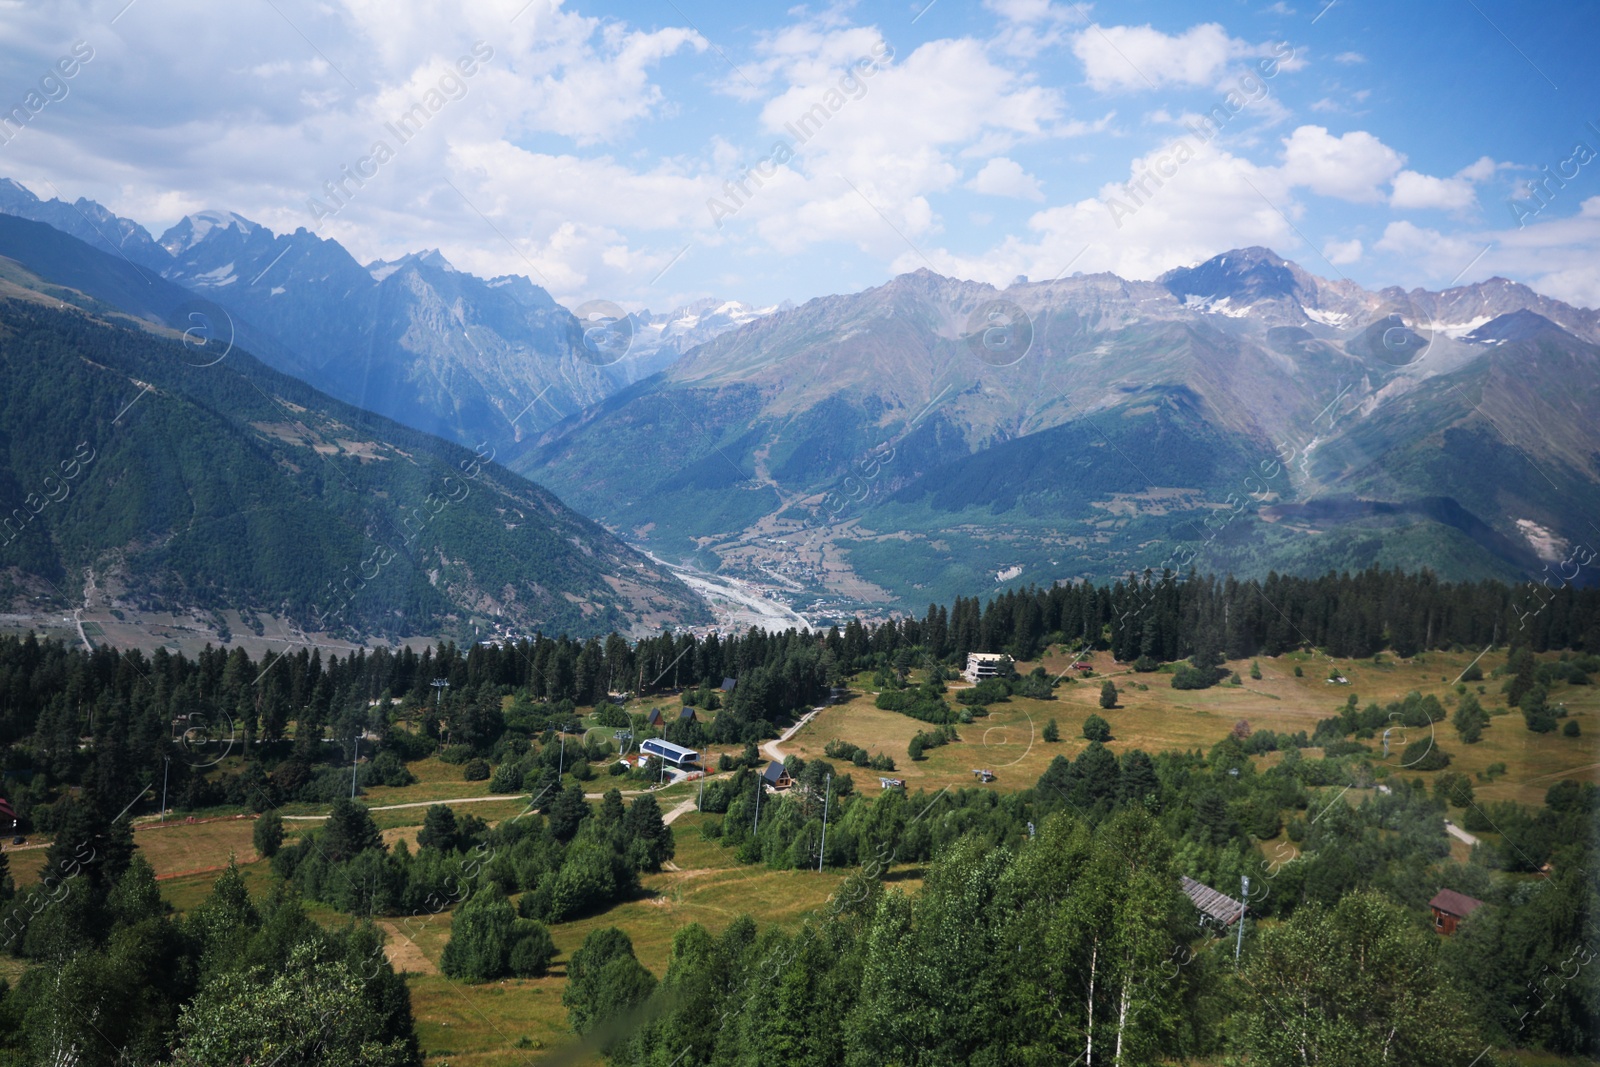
(964, 652), (1008, 683)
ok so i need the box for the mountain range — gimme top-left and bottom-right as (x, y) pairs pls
(0, 220), (708, 641)
(516, 248), (1600, 612)
(3, 175), (1598, 626)
(0, 178), (776, 454)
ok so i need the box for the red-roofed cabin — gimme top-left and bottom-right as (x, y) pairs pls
(1429, 889), (1484, 935)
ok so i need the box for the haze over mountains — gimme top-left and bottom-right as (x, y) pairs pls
(0, 178), (777, 454)
(2, 175), (1598, 632)
(0, 219), (709, 643)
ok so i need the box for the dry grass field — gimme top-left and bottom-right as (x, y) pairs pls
(787, 648), (1600, 811)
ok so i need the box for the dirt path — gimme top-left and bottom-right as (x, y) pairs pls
(760, 704), (826, 765)
(661, 797), (698, 826)
(377, 920), (440, 975)
(282, 788), (655, 820)
(1519, 761), (1600, 786)
(73, 608), (92, 652)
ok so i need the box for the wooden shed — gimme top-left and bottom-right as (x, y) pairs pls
(1428, 889), (1484, 935)
(1181, 876), (1246, 928)
(761, 761), (792, 790)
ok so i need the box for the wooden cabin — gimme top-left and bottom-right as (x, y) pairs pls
(1428, 889), (1484, 935)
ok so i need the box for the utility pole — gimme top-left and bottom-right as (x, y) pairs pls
(753, 773), (763, 832)
(431, 677), (449, 751)
(817, 773), (831, 873)
(559, 735), (566, 778)
(160, 756), (169, 823)
(1235, 875), (1250, 964)
(351, 728), (360, 798)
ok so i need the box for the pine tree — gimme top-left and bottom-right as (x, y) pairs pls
(1043, 718), (1060, 743)
(1099, 681), (1118, 709)
(322, 798), (383, 862)
(549, 784), (589, 842)
(623, 794), (674, 871)
(1119, 749), (1159, 806)
(416, 804), (459, 851)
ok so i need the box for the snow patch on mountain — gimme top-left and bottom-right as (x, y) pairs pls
(194, 262), (237, 286)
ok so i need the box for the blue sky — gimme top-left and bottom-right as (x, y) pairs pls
(0, 0), (1596, 311)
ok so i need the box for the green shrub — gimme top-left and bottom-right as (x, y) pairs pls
(1400, 740), (1451, 771)
(509, 919), (557, 977)
(463, 758), (491, 781)
(490, 761), (524, 793)
(252, 810), (284, 859)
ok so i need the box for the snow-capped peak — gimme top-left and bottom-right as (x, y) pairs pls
(159, 210), (261, 255)
(366, 249), (457, 281)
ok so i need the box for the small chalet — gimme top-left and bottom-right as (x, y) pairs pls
(1181, 876), (1246, 928)
(721, 676), (738, 692)
(761, 761), (792, 790)
(645, 708), (664, 727)
(1428, 889), (1484, 935)
(678, 707), (697, 723)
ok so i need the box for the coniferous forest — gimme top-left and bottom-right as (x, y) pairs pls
(0, 566), (1596, 1065)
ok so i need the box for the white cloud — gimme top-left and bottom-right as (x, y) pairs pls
(984, 0), (1089, 57)
(984, 0), (1079, 21)
(1390, 170), (1477, 212)
(1279, 125), (1404, 202)
(714, 34), (1069, 251)
(1325, 237), (1363, 264)
(967, 158), (1045, 200)
(1334, 51), (1366, 64)
(1456, 155), (1499, 182)
(1071, 22), (1296, 92)
(894, 136), (1303, 284)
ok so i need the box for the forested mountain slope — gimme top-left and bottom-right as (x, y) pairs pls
(0, 279), (707, 639)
